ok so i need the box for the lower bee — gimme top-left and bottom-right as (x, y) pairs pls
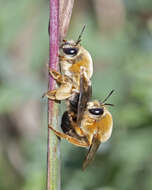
(48, 89), (114, 169)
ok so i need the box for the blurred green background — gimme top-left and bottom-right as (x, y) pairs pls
(0, 0), (152, 189)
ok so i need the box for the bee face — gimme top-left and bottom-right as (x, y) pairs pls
(86, 101), (106, 119)
(60, 40), (80, 59)
(88, 107), (104, 116)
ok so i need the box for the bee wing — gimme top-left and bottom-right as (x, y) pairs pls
(77, 70), (92, 125)
(82, 137), (101, 170)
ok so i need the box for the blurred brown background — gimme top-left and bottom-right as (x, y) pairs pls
(0, 0), (152, 189)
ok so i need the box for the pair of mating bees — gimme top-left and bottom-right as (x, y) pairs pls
(43, 25), (114, 169)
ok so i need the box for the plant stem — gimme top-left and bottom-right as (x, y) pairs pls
(47, 0), (60, 190)
(47, 0), (74, 190)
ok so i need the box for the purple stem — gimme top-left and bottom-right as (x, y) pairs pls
(47, 0), (74, 189)
(47, 0), (60, 190)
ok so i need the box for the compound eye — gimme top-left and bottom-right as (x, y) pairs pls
(88, 108), (104, 115)
(63, 48), (78, 56)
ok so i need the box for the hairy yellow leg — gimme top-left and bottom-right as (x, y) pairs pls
(42, 90), (56, 100)
(49, 69), (64, 82)
(69, 115), (85, 137)
(49, 68), (72, 84)
(48, 125), (89, 147)
(43, 86), (72, 101)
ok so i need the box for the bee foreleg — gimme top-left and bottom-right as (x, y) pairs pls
(69, 115), (85, 137)
(42, 89), (57, 100)
(48, 125), (89, 147)
(49, 68), (65, 83)
(50, 68), (73, 84)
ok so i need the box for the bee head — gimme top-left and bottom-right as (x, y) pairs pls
(60, 40), (80, 58)
(59, 25), (86, 59)
(87, 90), (115, 118)
(87, 101), (105, 118)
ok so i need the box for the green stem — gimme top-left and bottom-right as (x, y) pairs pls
(47, 0), (60, 190)
(47, 0), (74, 189)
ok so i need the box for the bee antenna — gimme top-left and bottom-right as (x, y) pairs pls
(76, 24), (86, 45)
(104, 103), (115, 107)
(102, 89), (115, 104)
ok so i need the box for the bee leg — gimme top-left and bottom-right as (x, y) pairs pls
(49, 69), (60, 79)
(42, 90), (56, 100)
(49, 68), (71, 84)
(49, 69), (65, 83)
(43, 85), (72, 101)
(48, 125), (89, 147)
(69, 114), (85, 137)
(55, 83), (73, 100)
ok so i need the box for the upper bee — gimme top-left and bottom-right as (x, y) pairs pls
(59, 40), (93, 81)
(59, 25), (93, 81)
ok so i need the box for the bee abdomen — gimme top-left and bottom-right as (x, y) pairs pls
(69, 93), (80, 113)
(61, 111), (73, 133)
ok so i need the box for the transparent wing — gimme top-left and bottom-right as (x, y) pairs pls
(82, 137), (101, 170)
(77, 70), (92, 125)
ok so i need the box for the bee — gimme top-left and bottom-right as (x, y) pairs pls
(59, 25), (93, 85)
(43, 25), (93, 102)
(48, 89), (114, 169)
